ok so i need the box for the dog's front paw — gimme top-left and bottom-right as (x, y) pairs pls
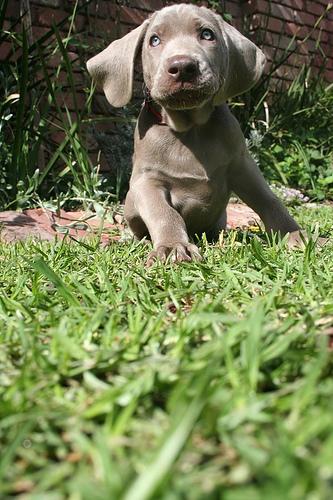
(287, 230), (306, 249)
(287, 230), (328, 249)
(146, 242), (202, 267)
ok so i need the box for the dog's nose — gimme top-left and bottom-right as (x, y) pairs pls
(167, 56), (199, 82)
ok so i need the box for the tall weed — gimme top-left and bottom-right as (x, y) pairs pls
(0, 0), (122, 210)
(231, 2), (333, 200)
(240, 69), (333, 200)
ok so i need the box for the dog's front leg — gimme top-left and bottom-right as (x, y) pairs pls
(229, 151), (301, 244)
(128, 177), (202, 265)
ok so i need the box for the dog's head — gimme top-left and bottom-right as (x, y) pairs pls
(87, 4), (266, 110)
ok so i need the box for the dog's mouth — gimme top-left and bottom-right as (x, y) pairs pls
(153, 82), (215, 110)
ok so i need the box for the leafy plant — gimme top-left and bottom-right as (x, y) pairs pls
(230, 2), (333, 200)
(0, 0), (133, 210)
(242, 72), (333, 200)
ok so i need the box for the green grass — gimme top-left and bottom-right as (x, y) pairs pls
(1, 204), (333, 499)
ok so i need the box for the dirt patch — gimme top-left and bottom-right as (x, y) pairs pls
(0, 204), (260, 243)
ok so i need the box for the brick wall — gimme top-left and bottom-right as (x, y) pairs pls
(3, 1), (332, 84)
(245, 0), (333, 83)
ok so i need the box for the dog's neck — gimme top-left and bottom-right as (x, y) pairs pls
(144, 87), (215, 132)
(161, 100), (215, 132)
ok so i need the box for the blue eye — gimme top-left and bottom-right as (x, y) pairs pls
(150, 35), (161, 47)
(200, 28), (215, 41)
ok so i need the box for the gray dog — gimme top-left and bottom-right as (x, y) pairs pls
(87, 3), (301, 265)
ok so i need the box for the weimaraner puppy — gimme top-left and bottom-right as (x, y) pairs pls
(87, 3), (301, 265)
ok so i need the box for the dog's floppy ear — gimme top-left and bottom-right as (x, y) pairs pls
(214, 17), (266, 103)
(87, 21), (150, 108)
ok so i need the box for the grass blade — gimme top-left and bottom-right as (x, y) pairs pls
(9, 26), (29, 198)
(31, 256), (80, 307)
(123, 370), (212, 500)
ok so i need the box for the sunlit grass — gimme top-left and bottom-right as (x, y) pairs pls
(0, 204), (332, 499)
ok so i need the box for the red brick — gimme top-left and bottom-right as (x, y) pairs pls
(128, 0), (163, 11)
(322, 18), (333, 33)
(2, 20), (12, 31)
(286, 22), (308, 38)
(262, 45), (285, 63)
(88, 17), (117, 38)
(57, 70), (86, 86)
(31, 0), (62, 7)
(60, 91), (87, 110)
(0, 41), (12, 60)
(306, 2), (328, 17)
(32, 6), (68, 26)
(87, 2), (128, 21)
(295, 38), (311, 55)
(275, 63), (300, 80)
(32, 6), (86, 32)
(232, 18), (243, 32)
(262, 31), (275, 46)
(224, 2), (241, 18)
(119, 7), (148, 26)
(72, 14), (87, 32)
(32, 26), (55, 40)
(307, 29), (320, 42)
(49, 130), (66, 144)
(117, 23), (137, 38)
(47, 52), (79, 68)
(242, 0), (257, 15)
(272, 0), (305, 11)
(3, 0), (20, 20)
(300, 12), (319, 27)
(252, 0), (270, 15)
(320, 42), (333, 58)
(91, 95), (119, 116)
(304, 38), (318, 53)
(270, 4), (296, 23)
(324, 69), (333, 81)
(316, 29), (329, 44)
(266, 17), (284, 33)
(325, 58), (333, 71)
(312, 53), (326, 68)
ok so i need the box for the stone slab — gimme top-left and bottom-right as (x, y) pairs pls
(0, 204), (260, 243)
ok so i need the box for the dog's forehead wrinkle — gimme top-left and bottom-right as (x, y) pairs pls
(160, 35), (204, 53)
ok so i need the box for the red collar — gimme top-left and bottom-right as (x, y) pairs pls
(143, 86), (165, 124)
(144, 99), (163, 123)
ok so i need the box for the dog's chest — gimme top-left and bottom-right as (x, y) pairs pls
(135, 122), (231, 182)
